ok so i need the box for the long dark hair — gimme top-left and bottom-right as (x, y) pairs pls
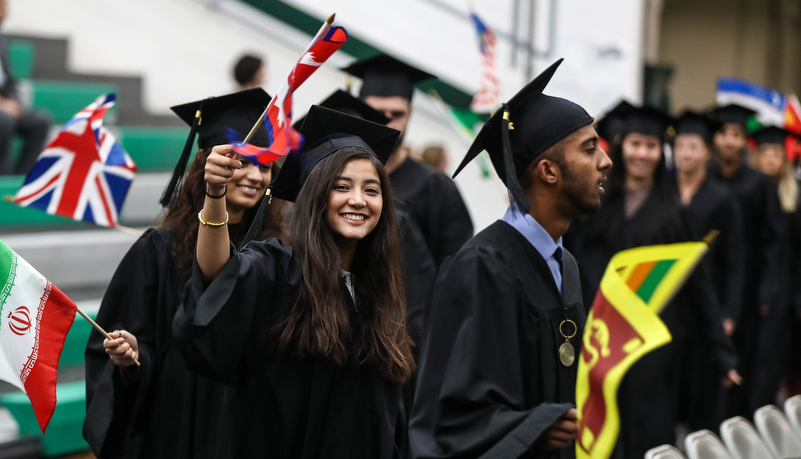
(278, 147), (414, 383)
(160, 148), (286, 270)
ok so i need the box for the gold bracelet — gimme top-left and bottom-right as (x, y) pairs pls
(198, 210), (228, 227)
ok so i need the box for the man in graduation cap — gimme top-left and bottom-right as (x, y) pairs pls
(409, 59), (612, 459)
(707, 104), (785, 417)
(342, 54), (474, 266)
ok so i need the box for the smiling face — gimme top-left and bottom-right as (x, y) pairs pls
(621, 132), (662, 184)
(326, 158), (383, 249)
(225, 157), (272, 221)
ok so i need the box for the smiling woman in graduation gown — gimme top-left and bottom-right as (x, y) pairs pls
(83, 89), (285, 458)
(173, 107), (414, 458)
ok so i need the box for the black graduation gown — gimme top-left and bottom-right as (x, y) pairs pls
(786, 187), (801, 388)
(397, 208), (436, 347)
(410, 221), (585, 459)
(568, 186), (736, 457)
(84, 227), (225, 459)
(681, 178), (746, 431)
(708, 162), (784, 415)
(172, 239), (405, 459)
(685, 179), (745, 321)
(390, 156), (473, 266)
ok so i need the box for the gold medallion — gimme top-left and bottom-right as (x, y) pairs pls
(559, 341), (575, 366)
(559, 319), (578, 367)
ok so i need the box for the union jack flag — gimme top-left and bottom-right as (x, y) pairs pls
(13, 93), (136, 227)
(469, 11), (501, 113)
(232, 16), (347, 165)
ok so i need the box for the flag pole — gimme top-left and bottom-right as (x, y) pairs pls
(76, 307), (140, 367)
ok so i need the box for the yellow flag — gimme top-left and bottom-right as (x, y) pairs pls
(575, 239), (710, 459)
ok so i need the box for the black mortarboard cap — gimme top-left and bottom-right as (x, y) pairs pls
(595, 99), (635, 143)
(620, 105), (674, 138)
(292, 89), (389, 130)
(708, 104), (756, 129)
(341, 54), (435, 101)
(752, 125), (793, 146)
(674, 110), (718, 143)
(160, 88), (272, 207)
(270, 105), (400, 203)
(452, 58), (594, 214)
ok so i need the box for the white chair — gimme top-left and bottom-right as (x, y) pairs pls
(684, 430), (733, 459)
(645, 444), (686, 459)
(786, 395), (801, 439)
(720, 416), (777, 459)
(755, 405), (801, 458)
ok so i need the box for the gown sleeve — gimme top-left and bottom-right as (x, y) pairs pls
(172, 239), (302, 384)
(83, 229), (168, 458)
(410, 246), (572, 459)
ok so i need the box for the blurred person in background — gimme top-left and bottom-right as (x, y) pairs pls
(233, 54), (265, 91)
(343, 54), (473, 266)
(752, 126), (801, 401)
(0, 0), (50, 175)
(420, 144), (447, 173)
(708, 104), (785, 418)
(84, 89), (285, 459)
(568, 105), (738, 457)
(673, 110), (744, 432)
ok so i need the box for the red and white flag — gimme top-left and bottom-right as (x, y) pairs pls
(231, 16), (348, 165)
(0, 239), (76, 433)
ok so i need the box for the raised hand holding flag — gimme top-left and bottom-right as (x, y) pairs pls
(232, 14), (348, 165)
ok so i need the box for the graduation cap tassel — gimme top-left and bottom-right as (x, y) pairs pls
(243, 186), (273, 245)
(159, 105), (203, 208)
(501, 104), (531, 214)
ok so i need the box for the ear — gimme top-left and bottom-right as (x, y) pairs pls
(535, 158), (560, 185)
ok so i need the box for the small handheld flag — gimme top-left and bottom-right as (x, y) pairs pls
(12, 93), (136, 227)
(575, 237), (712, 459)
(233, 14), (347, 165)
(0, 239), (77, 433)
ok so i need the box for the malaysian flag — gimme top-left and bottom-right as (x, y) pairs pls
(469, 11), (501, 114)
(13, 93), (136, 227)
(232, 15), (347, 165)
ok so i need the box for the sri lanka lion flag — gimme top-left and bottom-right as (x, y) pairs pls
(0, 239), (76, 433)
(575, 237), (712, 459)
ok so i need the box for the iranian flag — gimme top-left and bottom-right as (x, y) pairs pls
(0, 239), (76, 433)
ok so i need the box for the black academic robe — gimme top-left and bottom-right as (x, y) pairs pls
(786, 187), (801, 388)
(390, 157), (473, 266)
(397, 208), (436, 347)
(708, 162), (784, 415)
(685, 179), (745, 321)
(84, 227), (225, 459)
(568, 184), (736, 457)
(410, 221), (585, 459)
(681, 178), (745, 431)
(172, 239), (406, 458)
